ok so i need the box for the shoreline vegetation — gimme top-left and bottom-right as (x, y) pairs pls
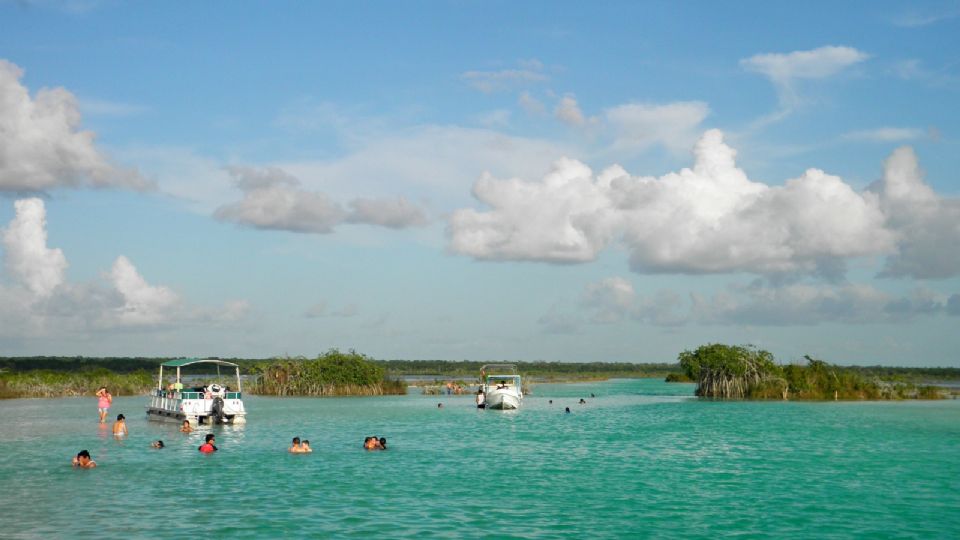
(1, 348), (957, 400)
(678, 344), (953, 400)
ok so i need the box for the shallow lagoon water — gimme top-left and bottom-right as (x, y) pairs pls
(1, 379), (958, 538)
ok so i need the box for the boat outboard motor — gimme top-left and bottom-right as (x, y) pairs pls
(211, 396), (226, 424)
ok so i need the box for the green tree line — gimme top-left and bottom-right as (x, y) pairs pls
(678, 344), (950, 400)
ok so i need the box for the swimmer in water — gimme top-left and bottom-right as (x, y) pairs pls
(112, 414), (128, 437)
(289, 437), (304, 453)
(565, 407), (571, 413)
(72, 450), (97, 468)
(151, 440), (165, 449)
(301, 440), (313, 453)
(180, 419), (193, 433)
(378, 437), (387, 450)
(199, 434), (218, 453)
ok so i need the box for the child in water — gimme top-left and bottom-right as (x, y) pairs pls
(301, 440), (313, 453)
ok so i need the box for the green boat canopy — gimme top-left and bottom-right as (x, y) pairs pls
(160, 358), (240, 369)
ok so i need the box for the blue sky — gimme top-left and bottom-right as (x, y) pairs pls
(0, 1), (958, 365)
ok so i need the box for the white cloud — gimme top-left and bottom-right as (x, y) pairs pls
(461, 60), (548, 93)
(0, 198), (248, 337)
(555, 95), (587, 127)
(741, 46), (869, 110)
(448, 157), (617, 263)
(1, 198), (67, 298)
(842, 127), (926, 143)
(537, 305), (579, 334)
(108, 255), (180, 326)
(875, 147), (960, 279)
(604, 101), (709, 154)
(214, 166), (429, 233)
(0, 59), (150, 192)
(449, 129), (897, 276)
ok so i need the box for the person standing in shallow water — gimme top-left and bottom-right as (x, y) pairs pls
(95, 387), (112, 424)
(112, 414), (128, 437)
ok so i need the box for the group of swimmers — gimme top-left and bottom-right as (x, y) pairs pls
(289, 437), (313, 453)
(363, 436), (387, 450)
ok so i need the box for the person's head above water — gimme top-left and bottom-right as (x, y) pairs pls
(379, 437), (387, 449)
(292, 437), (301, 445)
(152, 440), (164, 448)
(116, 414), (125, 421)
(205, 434), (215, 443)
(565, 407), (571, 413)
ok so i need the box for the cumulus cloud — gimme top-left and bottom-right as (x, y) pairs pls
(0, 59), (149, 192)
(449, 129), (899, 276)
(0, 198), (247, 336)
(215, 166), (429, 233)
(448, 157), (616, 263)
(1, 198), (67, 298)
(461, 60), (548, 93)
(108, 255), (180, 325)
(604, 101), (709, 154)
(874, 147), (960, 279)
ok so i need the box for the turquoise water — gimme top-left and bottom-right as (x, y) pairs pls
(1, 379), (959, 538)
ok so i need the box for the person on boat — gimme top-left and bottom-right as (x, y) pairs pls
(112, 414), (128, 437)
(475, 388), (485, 409)
(72, 450), (97, 468)
(180, 420), (193, 433)
(95, 387), (112, 424)
(199, 434), (218, 453)
(151, 440), (165, 449)
(289, 437), (304, 453)
(301, 440), (313, 453)
(497, 380), (507, 389)
(378, 437), (387, 450)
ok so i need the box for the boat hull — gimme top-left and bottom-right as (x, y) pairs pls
(145, 393), (246, 425)
(484, 389), (521, 410)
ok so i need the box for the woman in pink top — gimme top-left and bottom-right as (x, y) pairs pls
(96, 387), (112, 424)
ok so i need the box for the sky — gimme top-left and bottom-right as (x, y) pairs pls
(0, 1), (958, 366)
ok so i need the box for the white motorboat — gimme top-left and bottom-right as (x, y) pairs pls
(481, 364), (523, 410)
(146, 358), (247, 425)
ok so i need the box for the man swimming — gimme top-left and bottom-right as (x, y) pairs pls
(180, 420), (193, 433)
(301, 440), (313, 453)
(289, 437), (304, 453)
(199, 434), (218, 453)
(72, 450), (97, 468)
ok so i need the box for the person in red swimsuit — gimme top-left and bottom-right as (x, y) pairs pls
(198, 434), (218, 453)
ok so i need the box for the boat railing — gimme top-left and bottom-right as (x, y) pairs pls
(153, 390), (242, 400)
